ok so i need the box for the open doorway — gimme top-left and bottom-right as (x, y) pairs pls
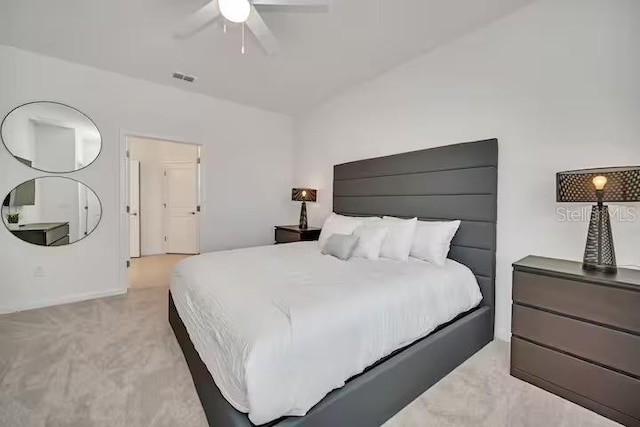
(126, 136), (201, 289)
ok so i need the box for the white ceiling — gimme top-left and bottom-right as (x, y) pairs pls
(0, 0), (536, 114)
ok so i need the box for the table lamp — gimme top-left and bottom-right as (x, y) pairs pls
(557, 166), (640, 274)
(292, 188), (317, 229)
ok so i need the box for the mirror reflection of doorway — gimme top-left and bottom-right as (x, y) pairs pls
(126, 136), (201, 289)
(2, 177), (102, 246)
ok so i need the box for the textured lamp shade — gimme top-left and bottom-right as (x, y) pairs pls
(291, 188), (317, 202)
(292, 188), (317, 229)
(557, 166), (640, 203)
(556, 166), (640, 274)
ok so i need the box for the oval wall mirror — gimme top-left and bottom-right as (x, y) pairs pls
(2, 177), (102, 246)
(1, 101), (102, 173)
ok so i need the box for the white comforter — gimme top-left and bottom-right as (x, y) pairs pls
(170, 242), (482, 424)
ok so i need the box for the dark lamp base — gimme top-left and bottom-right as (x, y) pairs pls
(299, 201), (308, 229)
(582, 204), (617, 275)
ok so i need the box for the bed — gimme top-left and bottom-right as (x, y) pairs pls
(169, 138), (498, 427)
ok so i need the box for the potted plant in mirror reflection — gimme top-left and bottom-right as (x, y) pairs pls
(6, 211), (19, 227)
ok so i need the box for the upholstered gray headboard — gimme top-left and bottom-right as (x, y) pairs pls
(333, 139), (498, 316)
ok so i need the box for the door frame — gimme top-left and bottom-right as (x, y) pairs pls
(119, 130), (203, 289)
(129, 159), (141, 258)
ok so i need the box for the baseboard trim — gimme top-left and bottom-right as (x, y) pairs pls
(0, 288), (128, 314)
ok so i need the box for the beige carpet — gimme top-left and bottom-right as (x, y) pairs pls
(130, 254), (192, 288)
(0, 288), (619, 427)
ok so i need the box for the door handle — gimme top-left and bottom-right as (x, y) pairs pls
(131, 213), (138, 216)
(191, 212), (196, 215)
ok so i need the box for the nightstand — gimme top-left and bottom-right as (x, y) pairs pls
(274, 225), (321, 244)
(511, 256), (640, 427)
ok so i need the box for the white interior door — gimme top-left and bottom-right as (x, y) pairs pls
(163, 162), (199, 254)
(129, 159), (141, 258)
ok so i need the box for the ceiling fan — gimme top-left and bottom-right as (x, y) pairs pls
(175, 0), (330, 55)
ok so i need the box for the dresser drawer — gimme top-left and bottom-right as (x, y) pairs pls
(275, 229), (301, 244)
(46, 223), (70, 245)
(512, 304), (640, 378)
(513, 271), (640, 333)
(51, 235), (70, 246)
(511, 337), (640, 422)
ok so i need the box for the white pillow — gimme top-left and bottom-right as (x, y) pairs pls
(351, 222), (388, 260)
(318, 213), (364, 248)
(379, 216), (418, 261)
(360, 216), (382, 222)
(321, 233), (360, 260)
(410, 220), (461, 266)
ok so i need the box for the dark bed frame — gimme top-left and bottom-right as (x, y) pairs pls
(169, 138), (498, 427)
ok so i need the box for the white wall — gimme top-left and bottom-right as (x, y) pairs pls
(33, 122), (76, 172)
(293, 0), (640, 341)
(0, 45), (295, 313)
(1, 107), (35, 163)
(128, 137), (199, 256)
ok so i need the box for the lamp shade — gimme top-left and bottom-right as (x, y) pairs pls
(292, 188), (317, 202)
(556, 166), (640, 203)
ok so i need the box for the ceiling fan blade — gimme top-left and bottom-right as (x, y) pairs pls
(175, 0), (221, 39)
(245, 5), (279, 55)
(252, 0), (329, 11)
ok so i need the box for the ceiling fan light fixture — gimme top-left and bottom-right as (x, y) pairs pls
(219, 0), (251, 23)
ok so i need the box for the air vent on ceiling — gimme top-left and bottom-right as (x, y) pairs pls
(172, 72), (197, 83)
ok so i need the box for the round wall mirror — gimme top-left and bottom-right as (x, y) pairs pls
(2, 177), (102, 246)
(1, 101), (102, 173)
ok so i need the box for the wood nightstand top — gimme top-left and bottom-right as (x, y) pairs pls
(513, 255), (640, 292)
(274, 225), (322, 234)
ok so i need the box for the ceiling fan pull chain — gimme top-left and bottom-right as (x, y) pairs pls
(223, 18), (227, 34)
(242, 22), (246, 54)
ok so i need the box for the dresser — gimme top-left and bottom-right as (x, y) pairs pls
(11, 222), (70, 246)
(511, 256), (640, 426)
(274, 225), (321, 244)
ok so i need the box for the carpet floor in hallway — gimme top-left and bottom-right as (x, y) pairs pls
(129, 254), (192, 289)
